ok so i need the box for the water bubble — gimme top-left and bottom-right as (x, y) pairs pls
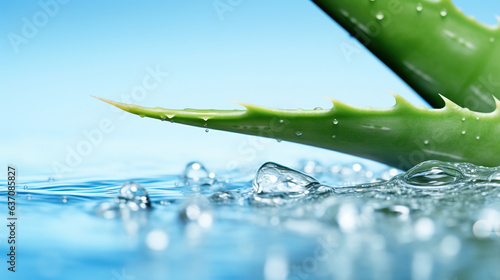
(276, 138), (282, 143)
(440, 9), (447, 17)
(205, 129), (209, 133)
(182, 162), (215, 186)
(61, 196), (68, 203)
(461, 117), (466, 122)
(331, 135), (336, 139)
(376, 12), (384, 20)
(179, 196), (214, 228)
(461, 130), (466, 135)
(414, 217), (435, 240)
(279, 119), (284, 124)
(295, 131), (303, 137)
(253, 162), (319, 196)
(416, 3), (423, 12)
(116, 182), (151, 211)
(404, 160), (464, 187)
(146, 230), (169, 251)
(24, 186), (29, 190)
(333, 119), (339, 125)
(423, 140), (429, 145)
(473, 219), (492, 238)
(476, 136), (480, 140)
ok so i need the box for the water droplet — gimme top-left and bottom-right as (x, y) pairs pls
(166, 114), (175, 119)
(279, 119), (284, 124)
(205, 129), (209, 133)
(461, 117), (466, 122)
(440, 9), (447, 17)
(376, 12), (384, 20)
(24, 186), (28, 190)
(182, 162), (214, 186)
(404, 160), (464, 187)
(314, 107), (323, 110)
(416, 3), (423, 12)
(61, 196), (68, 203)
(490, 37), (495, 43)
(331, 135), (336, 139)
(179, 196), (214, 228)
(476, 117), (480, 120)
(202, 117), (209, 121)
(253, 162), (319, 196)
(139, 114), (145, 118)
(27, 194), (31, 200)
(424, 140), (429, 145)
(295, 131), (303, 136)
(333, 119), (339, 125)
(276, 138), (282, 143)
(369, 0), (375, 2)
(476, 136), (480, 140)
(48, 177), (55, 182)
(115, 182), (151, 211)
(461, 130), (466, 135)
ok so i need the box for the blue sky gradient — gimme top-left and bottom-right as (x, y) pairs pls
(1, 0), (499, 177)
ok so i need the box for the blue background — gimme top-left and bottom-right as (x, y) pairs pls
(1, 0), (499, 177)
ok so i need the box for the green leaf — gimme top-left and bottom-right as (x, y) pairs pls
(95, 94), (500, 169)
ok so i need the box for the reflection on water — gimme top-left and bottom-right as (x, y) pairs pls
(1, 160), (500, 280)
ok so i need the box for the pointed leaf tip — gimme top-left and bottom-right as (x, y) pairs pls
(438, 93), (461, 109)
(93, 96), (134, 112)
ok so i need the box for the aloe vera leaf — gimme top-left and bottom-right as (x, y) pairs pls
(95, 95), (500, 170)
(313, 0), (500, 112)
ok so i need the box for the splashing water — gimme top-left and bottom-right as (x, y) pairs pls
(4, 160), (500, 279)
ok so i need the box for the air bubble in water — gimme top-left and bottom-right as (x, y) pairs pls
(116, 182), (151, 211)
(182, 162), (215, 186)
(404, 160), (464, 187)
(253, 162), (319, 195)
